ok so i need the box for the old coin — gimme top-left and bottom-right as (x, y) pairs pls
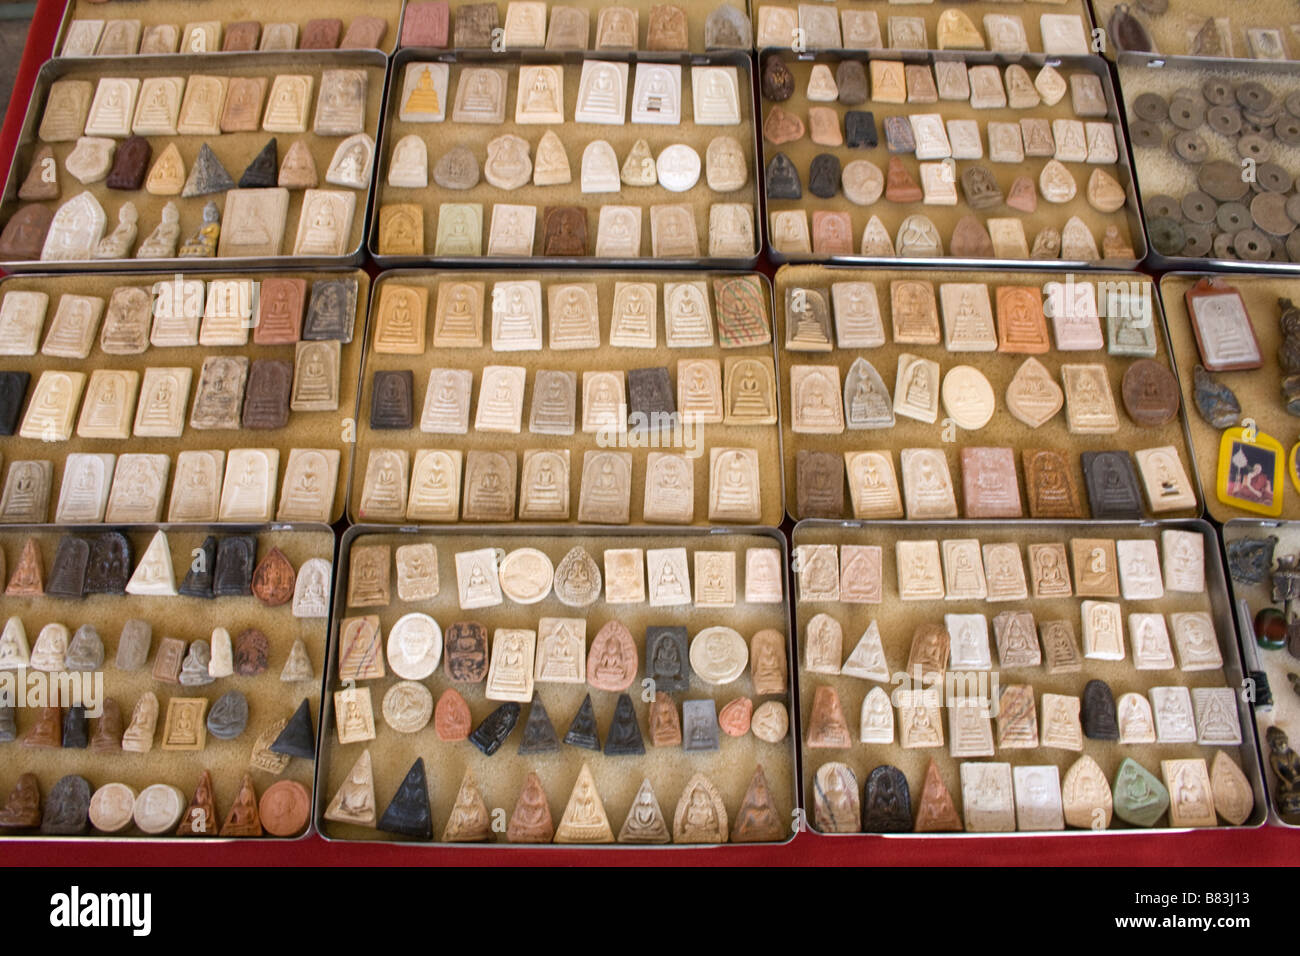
(1172, 131), (1208, 163)
(1238, 134), (1271, 163)
(842, 160), (883, 206)
(88, 782), (137, 833)
(1148, 217), (1186, 256)
(499, 548), (554, 604)
(689, 626), (747, 685)
(1237, 80), (1273, 111)
(1133, 92), (1167, 123)
(656, 144), (700, 192)
(387, 613), (442, 680)
(1199, 161), (1250, 201)
(1207, 105), (1243, 139)
(1168, 96), (1205, 130)
(1275, 118), (1300, 147)
(1251, 192), (1294, 236)
(1234, 229), (1272, 260)
(382, 682), (433, 734)
(259, 780), (310, 837)
(1128, 119), (1162, 148)
(133, 783), (185, 834)
(1213, 202), (1248, 233)
(1257, 163), (1292, 193)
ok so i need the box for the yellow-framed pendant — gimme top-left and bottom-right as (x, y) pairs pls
(1218, 425), (1284, 516)
(1290, 441), (1300, 495)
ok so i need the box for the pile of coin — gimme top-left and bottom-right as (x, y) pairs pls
(1132, 79), (1300, 261)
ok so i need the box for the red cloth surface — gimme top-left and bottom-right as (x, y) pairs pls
(0, 826), (1297, 866)
(0, 0), (1297, 867)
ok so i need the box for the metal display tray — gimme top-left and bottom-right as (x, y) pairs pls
(772, 264), (1203, 523)
(1220, 517), (1300, 828)
(369, 47), (762, 269)
(51, 0), (405, 59)
(0, 523), (334, 841)
(792, 518), (1267, 836)
(348, 268), (784, 529)
(753, 0), (1095, 56)
(0, 50), (390, 273)
(0, 268), (368, 528)
(760, 51), (1147, 270)
(1118, 53), (1300, 273)
(315, 524), (798, 848)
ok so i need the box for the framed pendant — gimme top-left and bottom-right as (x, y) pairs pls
(1217, 425), (1283, 516)
(1185, 277), (1262, 372)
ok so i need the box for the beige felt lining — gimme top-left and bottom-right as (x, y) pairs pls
(371, 50), (760, 263)
(431, 0), (753, 53)
(0, 270), (368, 527)
(1, 52), (386, 270)
(1095, 0), (1299, 61)
(59, 0), (404, 56)
(761, 53), (1143, 266)
(1119, 59), (1300, 267)
(793, 519), (1263, 834)
(1161, 273), (1300, 522)
(1220, 518), (1300, 827)
(775, 264), (1202, 521)
(349, 269), (783, 528)
(753, 0), (1094, 54)
(0, 526), (333, 840)
(316, 526), (795, 846)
